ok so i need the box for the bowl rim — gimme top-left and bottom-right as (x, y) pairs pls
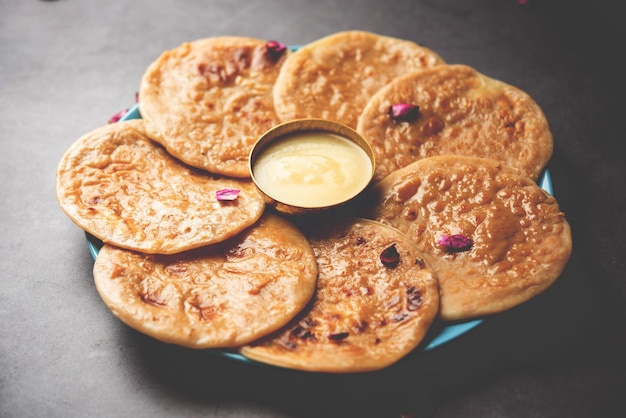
(248, 118), (376, 214)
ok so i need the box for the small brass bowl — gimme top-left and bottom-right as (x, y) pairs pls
(249, 118), (376, 216)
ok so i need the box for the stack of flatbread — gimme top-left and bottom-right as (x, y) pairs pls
(56, 31), (571, 373)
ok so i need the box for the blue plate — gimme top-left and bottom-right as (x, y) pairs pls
(86, 67), (554, 363)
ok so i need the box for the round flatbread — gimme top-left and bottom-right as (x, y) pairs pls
(361, 155), (572, 321)
(56, 119), (265, 254)
(93, 213), (318, 349)
(240, 218), (439, 373)
(273, 30), (445, 128)
(357, 64), (553, 182)
(139, 36), (290, 177)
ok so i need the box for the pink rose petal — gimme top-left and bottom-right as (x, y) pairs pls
(388, 103), (420, 122)
(216, 189), (240, 201)
(108, 108), (129, 124)
(438, 234), (473, 252)
(266, 40), (287, 59)
(380, 244), (400, 268)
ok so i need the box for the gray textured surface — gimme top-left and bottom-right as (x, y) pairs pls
(2, 0), (624, 417)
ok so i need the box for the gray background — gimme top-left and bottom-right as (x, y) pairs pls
(2, 0), (624, 417)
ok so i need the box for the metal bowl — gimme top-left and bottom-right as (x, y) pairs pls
(249, 118), (376, 216)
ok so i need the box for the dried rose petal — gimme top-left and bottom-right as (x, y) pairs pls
(388, 103), (420, 122)
(380, 244), (400, 268)
(108, 108), (129, 124)
(266, 40), (287, 59)
(215, 189), (240, 201)
(438, 234), (473, 252)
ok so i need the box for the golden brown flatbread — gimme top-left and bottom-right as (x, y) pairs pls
(240, 218), (439, 373)
(93, 213), (318, 349)
(56, 119), (265, 254)
(139, 36), (290, 177)
(361, 155), (571, 321)
(357, 64), (554, 182)
(273, 30), (445, 128)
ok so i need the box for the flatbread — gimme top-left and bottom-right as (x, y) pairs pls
(361, 155), (572, 321)
(273, 30), (445, 128)
(357, 64), (553, 182)
(139, 36), (290, 177)
(56, 119), (265, 254)
(93, 213), (318, 349)
(240, 218), (439, 373)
